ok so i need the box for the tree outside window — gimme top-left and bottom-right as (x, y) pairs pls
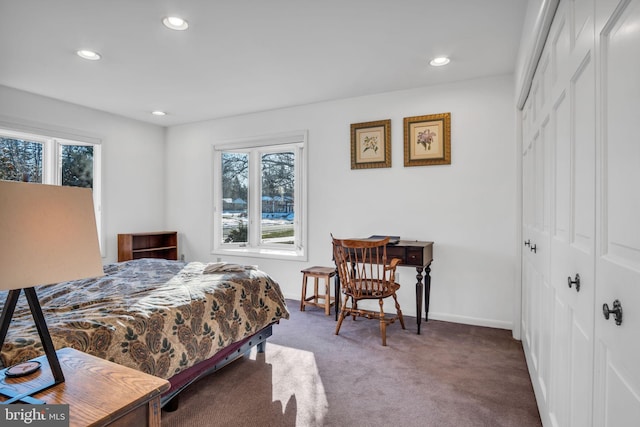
(0, 130), (102, 252)
(0, 138), (43, 183)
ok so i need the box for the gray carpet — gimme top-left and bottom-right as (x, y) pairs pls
(162, 300), (541, 427)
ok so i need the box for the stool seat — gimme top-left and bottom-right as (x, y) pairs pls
(301, 266), (336, 276)
(300, 266), (336, 316)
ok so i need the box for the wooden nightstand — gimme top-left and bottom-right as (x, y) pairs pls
(0, 347), (170, 427)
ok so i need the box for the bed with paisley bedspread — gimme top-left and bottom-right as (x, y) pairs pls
(0, 258), (289, 409)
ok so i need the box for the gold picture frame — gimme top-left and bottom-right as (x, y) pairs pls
(350, 119), (391, 169)
(403, 113), (451, 166)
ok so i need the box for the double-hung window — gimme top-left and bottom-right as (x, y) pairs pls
(0, 128), (103, 253)
(212, 131), (307, 260)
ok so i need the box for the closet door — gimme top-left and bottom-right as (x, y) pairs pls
(521, 1), (597, 425)
(521, 59), (554, 421)
(548, 1), (597, 426)
(593, 0), (640, 424)
(522, 125), (545, 378)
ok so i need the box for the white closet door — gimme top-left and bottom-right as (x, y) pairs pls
(594, 0), (640, 424)
(547, 1), (597, 425)
(522, 71), (554, 412)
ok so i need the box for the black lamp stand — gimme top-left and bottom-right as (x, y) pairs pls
(0, 288), (65, 404)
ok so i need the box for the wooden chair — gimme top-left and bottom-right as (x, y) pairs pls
(332, 235), (405, 346)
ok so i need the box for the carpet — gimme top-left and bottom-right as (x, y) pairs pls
(162, 299), (541, 427)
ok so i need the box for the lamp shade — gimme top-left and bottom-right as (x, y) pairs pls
(0, 181), (104, 290)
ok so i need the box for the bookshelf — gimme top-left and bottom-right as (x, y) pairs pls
(117, 231), (178, 262)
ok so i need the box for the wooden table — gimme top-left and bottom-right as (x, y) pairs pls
(0, 347), (170, 426)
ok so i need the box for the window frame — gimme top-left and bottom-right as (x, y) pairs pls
(0, 127), (104, 256)
(212, 130), (307, 261)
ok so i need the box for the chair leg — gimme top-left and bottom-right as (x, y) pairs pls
(379, 299), (387, 346)
(392, 293), (405, 329)
(335, 295), (348, 335)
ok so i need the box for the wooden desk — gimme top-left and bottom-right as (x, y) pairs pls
(0, 347), (170, 426)
(385, 240), (434, 334)
(334, 239), (434, 334)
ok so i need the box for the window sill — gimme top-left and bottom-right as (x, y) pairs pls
(212, 246), (306, 262)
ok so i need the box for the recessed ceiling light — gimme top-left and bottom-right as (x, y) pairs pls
(430, 56), (450, 67)
(151, 111), (167, 116)
(162, 16), (189, 31)
(77, 50), (101, 61)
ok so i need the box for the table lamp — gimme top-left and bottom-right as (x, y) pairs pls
(0, 180), (104, 404)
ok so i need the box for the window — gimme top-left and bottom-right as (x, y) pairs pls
(213, 131), (307, 260)
(0, 128), (103, 253)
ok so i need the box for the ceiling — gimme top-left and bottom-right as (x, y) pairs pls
(0, 1), (528, 127)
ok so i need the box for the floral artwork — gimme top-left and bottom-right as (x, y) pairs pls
(417, 129), (436, 150)
(403, 113), (451, 166)
(350, 119), (391, 169)
(363, 135), (379, 153)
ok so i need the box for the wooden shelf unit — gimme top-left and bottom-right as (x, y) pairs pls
(118, 231), (178, 262)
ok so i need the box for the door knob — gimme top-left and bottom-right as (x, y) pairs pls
(530, 244), (537, 253)
(524, 240), (531, 247)
(603, 300), (623, 326)
(567, 274), (580, 292)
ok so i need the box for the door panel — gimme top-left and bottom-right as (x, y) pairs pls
(550, 2), (597, 425)
(595, 0), (640, 424)
(571, 321), (592, 426)
(572, 53), (595, 253)
(529, 1), (597, 425)
(554, 91), (570, 241)
(549, 296), (570, 427)
(552, 15), (570, 86)
(601, 347), (640, 425)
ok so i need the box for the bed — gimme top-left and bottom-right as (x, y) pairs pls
(0, 258), (290, 409)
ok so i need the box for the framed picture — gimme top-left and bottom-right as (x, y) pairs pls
(403, 113), (451, 166)
(350, 119), (391, 169)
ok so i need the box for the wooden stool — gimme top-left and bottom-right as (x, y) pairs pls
(300, 266), (336, 316)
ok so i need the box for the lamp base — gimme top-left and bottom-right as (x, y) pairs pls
(5, 361), (41, 378)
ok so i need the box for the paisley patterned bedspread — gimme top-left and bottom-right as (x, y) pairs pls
(0, 259), (289, 379)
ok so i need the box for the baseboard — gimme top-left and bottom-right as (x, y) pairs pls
(427, 312), (513, 331)
(286, 294), (514, 332)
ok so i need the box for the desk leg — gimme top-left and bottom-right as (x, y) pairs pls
(415, 267), (424, 334)
(424, 263), (432, 322)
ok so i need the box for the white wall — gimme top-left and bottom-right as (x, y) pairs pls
(0, 85), (166, 262)
(165, 74), (518, 329)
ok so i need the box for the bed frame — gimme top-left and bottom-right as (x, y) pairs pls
(161, 324), (273, 411)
